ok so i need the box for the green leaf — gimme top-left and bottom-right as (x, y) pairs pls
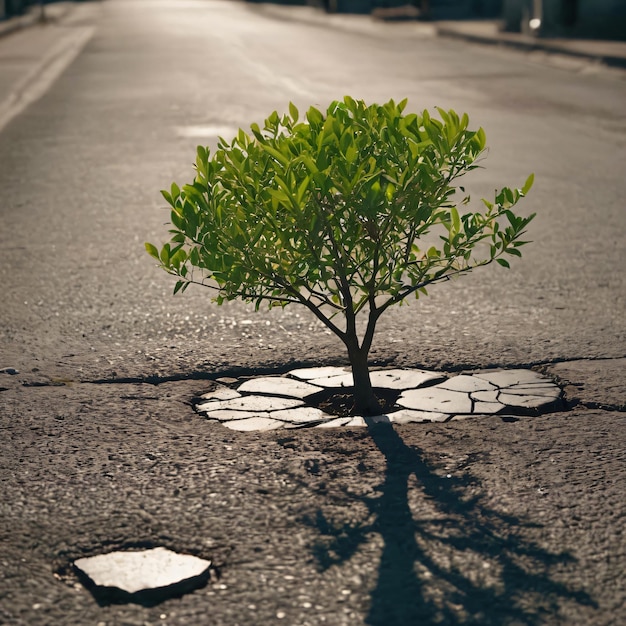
(161, 189), (173, 205)
(289, 101), (299, 123)
(522, 173), (534, 195)
(496, 258), (510, 268)
(250, 123), (264, 141)
(475, 127), (486, 149)
(145, 242), (160, 260)
(261, 144), (291, 167)
(296, 175), (310, 205)
(307, 106), (324, 126)
(450, 206), (461, 233)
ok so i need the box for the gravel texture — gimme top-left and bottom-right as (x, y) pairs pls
(1, 364), (624, 625)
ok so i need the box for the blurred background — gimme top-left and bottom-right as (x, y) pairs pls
(2, 0), (626, 40)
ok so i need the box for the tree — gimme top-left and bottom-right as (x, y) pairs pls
(147, 97), (535, 415)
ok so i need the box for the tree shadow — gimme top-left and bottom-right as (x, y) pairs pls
(301, 422), (596, 625)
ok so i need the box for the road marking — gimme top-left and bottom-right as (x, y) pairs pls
(215, 32), (315, 99)
(0, 26), (94, 134)
(175, 124), (239, 139)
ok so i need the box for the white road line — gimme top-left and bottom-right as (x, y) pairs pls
(218, 33), (316, 99)
(0, 26), (94, 134)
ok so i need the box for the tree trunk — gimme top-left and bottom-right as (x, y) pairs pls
(346, 341), (382, 416)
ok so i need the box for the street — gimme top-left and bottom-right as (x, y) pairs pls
(0, 0), (625, 624)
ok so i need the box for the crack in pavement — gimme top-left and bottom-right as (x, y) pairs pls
(3, 358), (624, 416)
(7, 354), (625, 386)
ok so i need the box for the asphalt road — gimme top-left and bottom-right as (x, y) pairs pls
(0, 0), (624, 382)
(0, 1), (625, 624)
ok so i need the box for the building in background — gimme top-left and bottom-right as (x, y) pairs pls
(503, 0), (626, 40)
(314, 0), (625, 39)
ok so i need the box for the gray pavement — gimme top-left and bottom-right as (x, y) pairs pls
(3, 2), (626, 75)
(2, 2), (625, 135)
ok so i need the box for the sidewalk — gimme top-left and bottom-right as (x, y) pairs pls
(0, 1), (75, 38)
(252, 3), (626, 71)
(0, 1), (95, 132)
(435, 19), (626, 70)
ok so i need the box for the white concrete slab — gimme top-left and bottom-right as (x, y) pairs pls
(389, 409), (450, 424)
(471, 390), (501, 403)
(398, 387), (473, 414)
(439, 375), (495, 393)
(498, 393), (559, 409)
(473, 401), (504, 414)
(271, 407), (331, 423)
(474, 369), (550, 387)
(237, 377), (322, 398)
(73, 547), (211, 594)
(307, 372), (355, 388)
(221, 417), (285, 431)
(307, 368), (443, 389)
(369, 369), (445, 389)
(501, 385), (561, 398)
(198, 387), (241, 403)
(201, 395), (303, 413)
(289, 366), (351, 380)
(206, 410), (272, 421)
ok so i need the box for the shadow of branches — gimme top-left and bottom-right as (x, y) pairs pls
(300, 422), (595, 625)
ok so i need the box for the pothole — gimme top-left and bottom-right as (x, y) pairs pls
(193, 367), (565, 431)
(54, 543), (220, 606)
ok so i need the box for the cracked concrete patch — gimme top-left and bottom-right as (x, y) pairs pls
(221, 416), (286, 431)
(288, 366), (350, 380)
(503, 386), (561, 397)
(472, 401), (504, 414)
(73, 547), (212, 604)
(497, 393), (556, 408)
(473, 369), (551, 387)
(271, 406), (329, 423)
(194, 367), (564, 431)
(197, 387), (242, 404)
(300, 368), (443, 389)
(438, 375), (496, 393)
(380, 408), (449, 423)
(200, 395), (303, 413)
(237, 376), (322, 398)
(399, 386), (474, 413)
(472, 389), (500, 403)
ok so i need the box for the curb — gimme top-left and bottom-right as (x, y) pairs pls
(0, 1), (75, 39)
(436, 25), (626, 71)
(0, 8), (40, 38)
(251, 4), (626, 71)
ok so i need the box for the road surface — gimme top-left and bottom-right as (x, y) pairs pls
(0, 1), (624, 624)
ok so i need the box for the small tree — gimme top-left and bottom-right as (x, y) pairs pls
(147, 97), (534, 415)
